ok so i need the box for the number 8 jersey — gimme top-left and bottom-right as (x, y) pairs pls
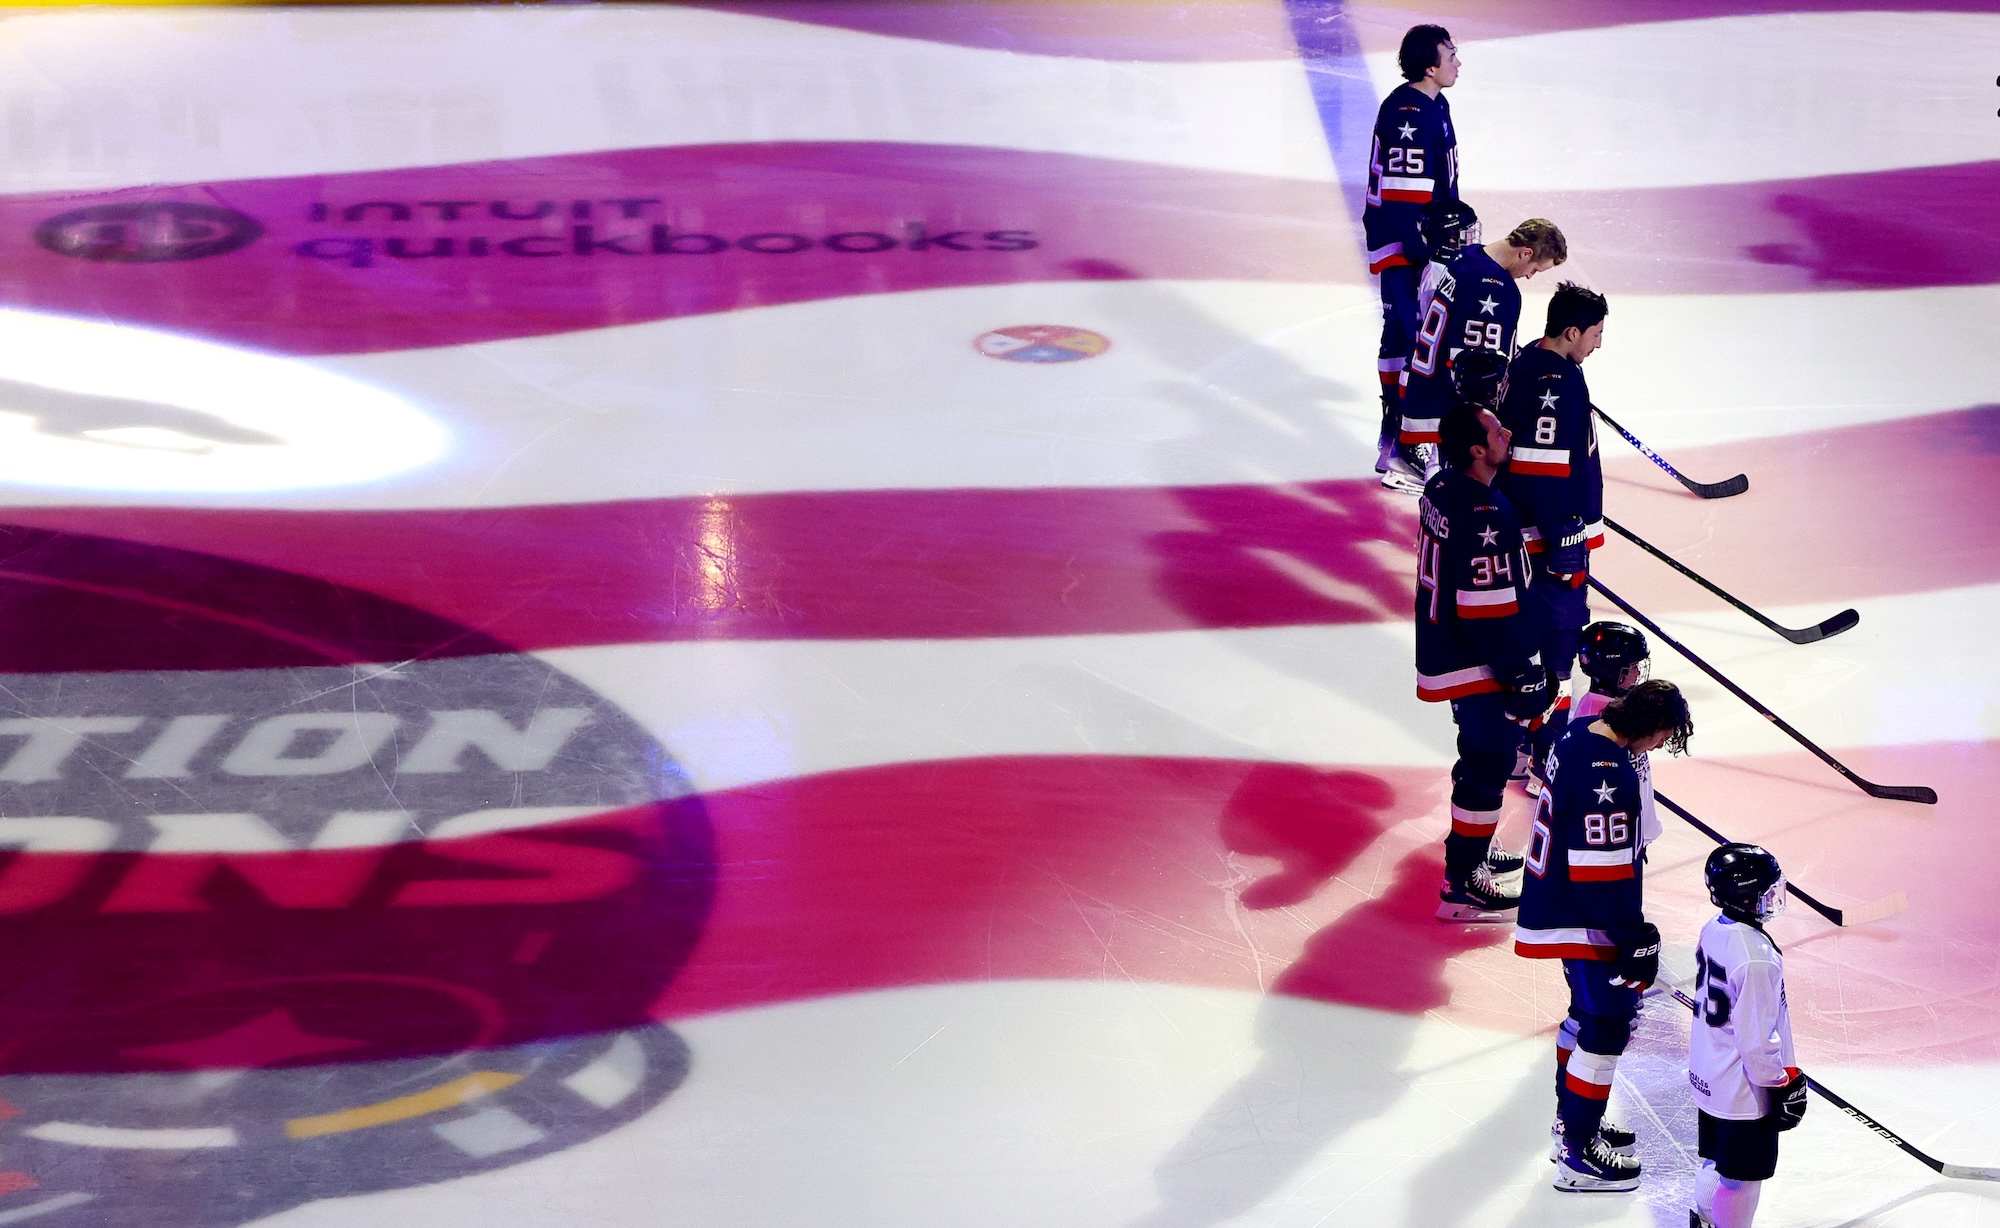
(1514, 722), (1647, 959)
(1688, 915), (1796, 1119)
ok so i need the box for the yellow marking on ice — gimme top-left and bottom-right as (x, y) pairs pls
(284, 1071), (522, 1139)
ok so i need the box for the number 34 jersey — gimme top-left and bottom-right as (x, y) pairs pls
(1414, 468), (1539, 702)
(1514, 723), (1646, 960)
(1688, 915), (1797, 1120)
(1398, 245), (1522, 445)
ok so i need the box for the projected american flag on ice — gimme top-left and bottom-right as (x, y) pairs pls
(0, 0), (1994, 1066)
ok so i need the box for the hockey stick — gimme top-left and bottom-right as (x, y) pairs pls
(1653, 790), (1906, 927)
(1592, 406), (1748, 499)
(1602, 517), (1858, 645)
(1589, 578), (1938, 805)
(1662, 984), (2000, 1181)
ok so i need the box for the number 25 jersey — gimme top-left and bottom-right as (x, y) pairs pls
(1688, 914), (1796, 1120)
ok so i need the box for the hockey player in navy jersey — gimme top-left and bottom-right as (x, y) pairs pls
(1500, 283), (1610, 787)
(1366, 24), (1460, 489)
(1389, 216), (1568, 492)
(1414, 351), (1551, 920)
(1544, 622), (1656, 1163)
(1689, 844), (1805, 1228)
(1516, 679), (1693, 1192)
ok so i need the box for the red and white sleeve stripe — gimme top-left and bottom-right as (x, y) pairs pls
(1455, 585), (1519, 619)
(1568, 846), (1636, 881)
(1509, 446), (1570, 477)
(1378, 175), (1434, 203)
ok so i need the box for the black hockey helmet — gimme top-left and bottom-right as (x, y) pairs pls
(1579, 621), (1649, 696)
(1449, 345), (1509, 413)
(1420, 199), (1481, 268)
(1706, 843), (1786, 923)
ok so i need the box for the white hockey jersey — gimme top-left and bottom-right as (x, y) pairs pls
(1572, 691), (1661, 848)
(1687, 914), (1796, 1120)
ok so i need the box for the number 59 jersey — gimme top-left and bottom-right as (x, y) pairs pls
(1688, 914), (1797, 1120)
(1514, 723), (1646, 960)
(1398, 244), (1522, 445)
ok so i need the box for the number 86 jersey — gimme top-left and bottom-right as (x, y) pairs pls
(1688, 915), (1796, 1119)
(1514, 723), (1648, 960)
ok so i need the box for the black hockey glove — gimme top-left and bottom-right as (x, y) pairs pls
(1543, 518), (1588, 579)
(1404, 234), (1431, 269)
(1771, 1068), (1809, 1131)
(1606, 922), (1661, 991)
(1500, 670), (1552, 728)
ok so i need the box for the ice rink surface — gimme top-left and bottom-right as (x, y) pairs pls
(0, 1), (1990, 1224)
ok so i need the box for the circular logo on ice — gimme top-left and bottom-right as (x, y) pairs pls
(0, 529), (713, 1226)
(975, 325), (1111, 364)
(34, 203), (264, 263)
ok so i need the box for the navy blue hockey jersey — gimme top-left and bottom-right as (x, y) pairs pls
(1499, 342), (1604, 555)
(1398, 245), (1521, 445)
(1414, 467), (1539, 701)
(1514, 721), (1645, 960)
(1363, 83), (1458, 274)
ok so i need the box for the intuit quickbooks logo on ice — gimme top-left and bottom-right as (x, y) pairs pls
(290, 197), (1037, 267)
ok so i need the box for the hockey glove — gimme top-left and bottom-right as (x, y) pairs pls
(1543, 518), (1589, 580)
(1500, 671), (1553, 728)
(1771, 1068), (1809, 1132)
(1606, 922), (1661, 991)
(1404, 233), (1431, 269)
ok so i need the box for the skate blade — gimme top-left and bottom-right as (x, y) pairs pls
(1435, 900), (1517, 922)
(1379, 472), (1425, 495)
(1552, 1172), (1641, 1194)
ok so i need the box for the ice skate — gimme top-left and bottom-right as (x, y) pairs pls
(1436, 862), (1519, 921)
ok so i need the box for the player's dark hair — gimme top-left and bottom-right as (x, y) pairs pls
(1600, 679), (1693, 756)
(1543, 281), (1609, 340)
(1398, 24), (1452, 81)
(1437, 406), (1488, 471)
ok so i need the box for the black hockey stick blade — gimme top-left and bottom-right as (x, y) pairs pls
(1589, 578), (1938, 804)
(1859, 782), (1940, 805)
(1675, 470), (1749, 500)
(1602, 517), (1858, 645)
(1779, 606), (1860, 645)
(1654, 791), (1906, 927)
(1661, 984), (2000, 1180)
(1593, 405), (1748, 500)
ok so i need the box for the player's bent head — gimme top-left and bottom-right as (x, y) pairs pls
(1439, 405), (1506, 472)
(1543, 281), (1609, 341)
(1398, 24), (1453, 81)
(1505, 218), (1566, 275)
(1437, 405), (1484, 471)
(1600, 679), (1693, 756)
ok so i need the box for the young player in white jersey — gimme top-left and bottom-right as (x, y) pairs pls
(1688, 844), (1808, 1228)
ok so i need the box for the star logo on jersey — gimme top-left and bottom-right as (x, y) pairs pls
(1478, 525), (1499, 547)
(1539, 389), (1560, 411)
(1477, 296), (1498, 316)
(1593, 781), (1617, 804)
(1397, 122), (1416, 140)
